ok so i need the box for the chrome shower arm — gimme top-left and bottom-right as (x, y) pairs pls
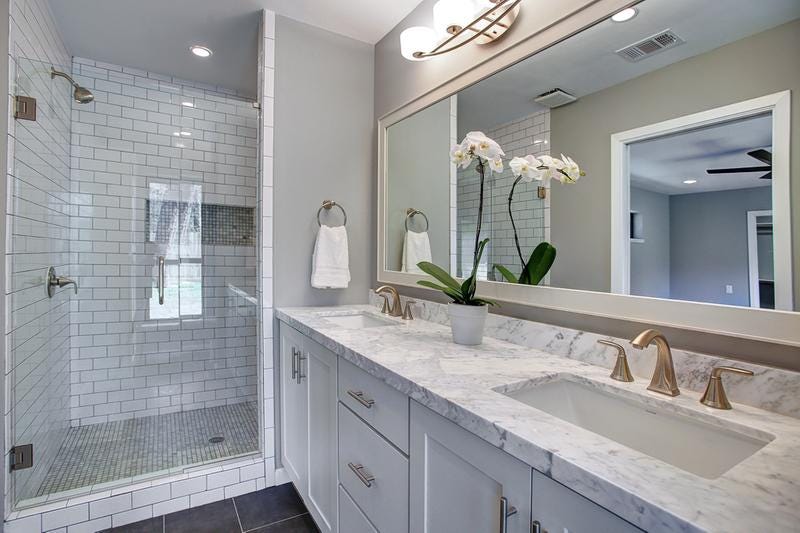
(50, 67), (79, 88)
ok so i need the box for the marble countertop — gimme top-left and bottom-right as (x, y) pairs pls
(276, 305), (800, 533)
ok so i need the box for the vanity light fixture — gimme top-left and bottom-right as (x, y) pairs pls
(683, 179), (697, 184)
(189, 45), (212, 58)
(611, 7), (638, 23)
(400, 0), (522, 61)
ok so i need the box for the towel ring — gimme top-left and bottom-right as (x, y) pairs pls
(405, 208), (429, 232)
(317, 200), (347, 227)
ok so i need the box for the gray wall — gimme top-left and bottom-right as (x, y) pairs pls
(550, 19), (800, 309)
(274, 16), (374, 307)
(670, 187), (771, 307)
(386, 99), (450, 271)
(630, 186), (670, 299)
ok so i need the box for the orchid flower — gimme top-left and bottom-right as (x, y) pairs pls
(536, 154), (565, 185)
(558, 154), (583, 183)
(450, 144), (473, 169)
(488, 158), (504, 173)
(461, 131), (505, 162)
(509, 155), (542, 182)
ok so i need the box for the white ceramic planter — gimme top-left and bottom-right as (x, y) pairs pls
(448, 303), (489, 345)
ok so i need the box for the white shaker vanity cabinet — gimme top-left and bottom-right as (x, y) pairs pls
(279, 320), (646, 533)
(279, 325), (338, 533)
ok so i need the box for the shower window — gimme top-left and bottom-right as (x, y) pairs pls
(147, 182), (204, 319)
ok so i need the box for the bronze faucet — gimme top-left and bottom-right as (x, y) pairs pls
(631, 329), (680, 396)
(375, 285), (403, 317)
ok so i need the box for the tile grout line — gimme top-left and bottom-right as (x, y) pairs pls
(232, 497), (245, 532)
(243, 511), (311, 532)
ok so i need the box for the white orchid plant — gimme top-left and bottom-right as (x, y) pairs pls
(417, 131), (586, 300)
(495, 153), (585, 285)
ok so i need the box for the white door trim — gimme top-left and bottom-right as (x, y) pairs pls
(610, 91), (793, 311)
(747, 210), (773, 309)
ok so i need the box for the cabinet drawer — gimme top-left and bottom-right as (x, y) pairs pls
(532, 469), (643, 533)
(338, 358), (409, 453)
(339, 485), (378, 533)
(339, 404), (409, 533)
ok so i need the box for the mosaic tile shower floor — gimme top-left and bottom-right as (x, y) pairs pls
(36, 402), (258, 497)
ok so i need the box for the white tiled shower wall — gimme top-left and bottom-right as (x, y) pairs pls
(4, 1), (278, 530)
(5, 0), (73, 511)
(67, 58), (259, 426)
(457, 110), (551, 278)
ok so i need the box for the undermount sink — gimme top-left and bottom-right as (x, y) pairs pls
(324, 312), (398, 329)
(500, 377), (772, 479)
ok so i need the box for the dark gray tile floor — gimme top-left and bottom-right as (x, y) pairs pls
(101, 483), (318, 533)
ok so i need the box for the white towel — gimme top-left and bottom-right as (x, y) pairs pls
(312, 224), (351, 289)
(401, 230), (432, 274)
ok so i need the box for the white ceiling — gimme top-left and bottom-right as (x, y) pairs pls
(48, 0), (422, 96)
(630, 114), (772, 195)
(457, 0), (800, 135)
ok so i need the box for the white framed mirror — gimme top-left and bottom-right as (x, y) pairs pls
(377, 0), (800, 346)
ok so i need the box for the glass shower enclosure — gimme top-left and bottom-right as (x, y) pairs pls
(7, 56), (260, 508)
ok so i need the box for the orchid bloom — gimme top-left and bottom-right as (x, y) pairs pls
(509, 155), (542, 182)
(488, 158), (504, 173)
(461, 131), (505, 162)
(536, 154), (565, 185)
(450, 144), (473, 169)
(559, 154), (583, 183)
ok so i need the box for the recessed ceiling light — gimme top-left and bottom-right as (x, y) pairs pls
(683, 179), (697, 184)
(611, 8), (637, 23)
(189, 45), (212, 58)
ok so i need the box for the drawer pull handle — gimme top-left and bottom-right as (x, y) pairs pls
(348, 462), (375, 487)
(297, 353), (306, 384)
(500, 496), (517, 533)
(291, 347), (299, 380)
(347, 389), (375, 408)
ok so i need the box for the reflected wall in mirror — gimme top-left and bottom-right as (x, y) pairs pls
(383, 0), (800, 312)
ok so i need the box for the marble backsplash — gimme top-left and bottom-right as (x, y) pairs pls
(368, 293), (800, 419)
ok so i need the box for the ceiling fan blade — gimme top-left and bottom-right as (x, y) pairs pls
(706, 166), (772, 174)
(759, 172), (772, 180)
(747, 149), (772, 165)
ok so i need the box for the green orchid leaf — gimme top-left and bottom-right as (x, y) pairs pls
(520, 242), (556, 285)
(492, 264), (518, 284)
(417, 261), (461, 292)
(417, 280), (465, 304)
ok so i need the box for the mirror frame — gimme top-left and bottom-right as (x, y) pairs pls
(376, 1), (800, 347)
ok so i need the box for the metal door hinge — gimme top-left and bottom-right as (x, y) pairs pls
(10, 444), (33, 471)
(14, 95), (36, 121)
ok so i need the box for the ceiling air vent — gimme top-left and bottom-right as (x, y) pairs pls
(616, 29), (684, 62)
(534, 88), (577, 108)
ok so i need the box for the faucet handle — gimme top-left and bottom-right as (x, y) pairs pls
(700, 366), (754, 409)
(598, 340), (634, 382)
(376, 292), (390, 314)
(402, 300), (416, 320)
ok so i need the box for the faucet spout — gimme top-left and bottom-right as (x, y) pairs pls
(631, 329), (680, 396)
(375, 285), (403, 317)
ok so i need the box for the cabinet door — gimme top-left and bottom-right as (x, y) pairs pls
(279, 325), (308, 489)
(410, 400), (531, 533)
(531, 469), (643, 533)
(305, 338), (338, 533)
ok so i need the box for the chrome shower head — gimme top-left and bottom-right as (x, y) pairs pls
(50, 67), (94, 104)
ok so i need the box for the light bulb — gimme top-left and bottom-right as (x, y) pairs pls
(400, 27), (438, 61)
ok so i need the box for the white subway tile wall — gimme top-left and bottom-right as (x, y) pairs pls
(6, 0), (74, 509)
(456, 110), (551, 279)
(67, 57), (259, 426)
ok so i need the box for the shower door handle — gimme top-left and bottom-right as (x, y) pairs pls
(158, 256), (165, 305)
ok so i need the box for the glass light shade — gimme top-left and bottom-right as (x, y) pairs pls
(400, 26), (438, 61)
(433, 0), (483, 35)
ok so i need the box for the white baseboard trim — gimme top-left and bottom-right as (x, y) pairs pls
(274, 467), (291, 485)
